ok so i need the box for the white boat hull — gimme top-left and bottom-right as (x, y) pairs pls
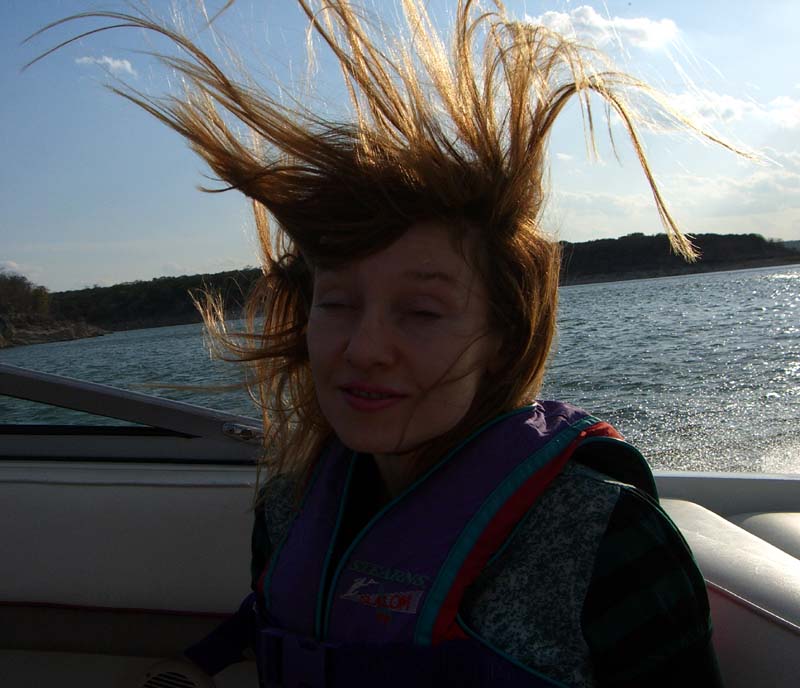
(2, 364), (798, 686)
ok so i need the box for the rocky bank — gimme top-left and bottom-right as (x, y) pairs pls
(0, 314), (108, 349)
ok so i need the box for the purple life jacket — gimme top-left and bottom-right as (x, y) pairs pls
(249, 402), (650, 687)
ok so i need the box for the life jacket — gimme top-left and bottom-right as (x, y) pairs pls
(245, 402), (655, 687)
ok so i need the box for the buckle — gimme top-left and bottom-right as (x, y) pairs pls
(282, 634), (333, 687)
(256, 625), (338, 688)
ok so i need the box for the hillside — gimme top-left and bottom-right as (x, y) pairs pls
(0, 272), (106, 349)
(3, 232), (797, 347)
(50, 233), (800, 332)
(50, 269), (258, 332)
(560, 233), (800, 285)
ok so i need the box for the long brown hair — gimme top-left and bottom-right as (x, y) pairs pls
(29, 1), (741, 488)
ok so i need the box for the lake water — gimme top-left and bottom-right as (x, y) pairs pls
(2, 265), (799, 473)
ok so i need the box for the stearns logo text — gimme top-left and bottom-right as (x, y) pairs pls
(349, 559), (430, 587)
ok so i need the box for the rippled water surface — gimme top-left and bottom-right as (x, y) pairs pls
(2, 265), (799, 472)
(541, 266), (800, 472)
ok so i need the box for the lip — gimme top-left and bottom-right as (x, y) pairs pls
(339, 383), (408, 412)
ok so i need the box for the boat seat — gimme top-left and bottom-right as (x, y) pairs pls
(727, 511), (800, 560)
(660, 498), (800, 688)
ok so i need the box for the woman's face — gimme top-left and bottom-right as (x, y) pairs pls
(307, 221), (497, 458)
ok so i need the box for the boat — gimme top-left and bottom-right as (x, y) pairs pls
(1, 362), (798, 687)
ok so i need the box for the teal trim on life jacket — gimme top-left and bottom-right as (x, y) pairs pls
(624, 484), (703, 597)
(455, 613), (569, 687)
(574, 436), (658, 500)
(315, 452), (357, 639)
(414, 414), (601, 646)
(320, 406), (536, 639)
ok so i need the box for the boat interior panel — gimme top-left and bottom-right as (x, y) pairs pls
(2, 364), (799, 687)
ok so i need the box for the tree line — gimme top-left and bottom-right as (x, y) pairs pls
(560, 232), (799, 284)
(3, 233), (798, 331)
(49, 269), (260, 330)
(0, 272), (51, 317)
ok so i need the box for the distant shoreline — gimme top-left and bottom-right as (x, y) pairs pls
(561, 257), (800, 286)
(0, 315), (108, 349)
(4, 233), (798, 349)
(3, 259), (796, 349)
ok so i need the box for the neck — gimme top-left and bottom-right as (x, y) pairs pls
(372, 451), (419, 501)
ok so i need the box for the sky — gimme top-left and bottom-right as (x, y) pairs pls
(2, 0), (800, 292)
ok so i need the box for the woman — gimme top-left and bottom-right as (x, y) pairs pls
(33, 1), (730, 684)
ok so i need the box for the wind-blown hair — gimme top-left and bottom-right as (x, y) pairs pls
(29, 1), (733, 486)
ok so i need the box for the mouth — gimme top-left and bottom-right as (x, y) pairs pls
(339, 384), (408, 411)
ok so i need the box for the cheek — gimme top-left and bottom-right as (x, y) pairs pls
(433, 337), (496, 408)
(306, 318), (334, 379)
(436, 332), (494, 379)
(416, 344), (488, 413)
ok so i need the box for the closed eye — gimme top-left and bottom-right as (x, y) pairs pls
(408, 310), (442, 320)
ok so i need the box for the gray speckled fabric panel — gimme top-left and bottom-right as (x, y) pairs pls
(256, 462), (620, 687)
(460, 462), (621, 688)
(259, 473), (300, 556)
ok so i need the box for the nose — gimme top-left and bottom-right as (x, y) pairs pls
(344, 310), (396, 369)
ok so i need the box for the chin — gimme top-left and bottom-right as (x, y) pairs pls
(331, 422), (433, 457)
(337, 433), (414, 456)
(324, 405), (467, 457)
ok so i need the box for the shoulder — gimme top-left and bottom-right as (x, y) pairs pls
(503, 461), (623, 566)
(586, 480), (710, 623)
(465, 459), (623, 595)
(590, 482), (707, 583)
(460, 461), (623, 687)
(250, 472), (302, 590)
(583, 484), (713, 684)
(255, 471), (302, 544)
(460, 460), (713, 687)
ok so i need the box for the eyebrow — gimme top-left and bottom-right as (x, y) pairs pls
(401, 269), (460, 286)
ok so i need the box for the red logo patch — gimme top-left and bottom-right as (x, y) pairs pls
(341, 577), (424, 614)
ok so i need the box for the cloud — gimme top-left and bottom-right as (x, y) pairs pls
(76, 55), (138, 77)
(0, 260), (44, 283)
(552, 189), (654, 217)
(0, 261), (22, 274)
(527, 5), (678, 51)
(664, 89), (762, 128)
(667, 89), (800, 130)
(668, 159), (800, 218)
(765, 96), (800, 129)
(556, 153), (574, 161)
(762, 147), (800, 171)
(531, 151), (800, 241)
(550, 150), (800, 225)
